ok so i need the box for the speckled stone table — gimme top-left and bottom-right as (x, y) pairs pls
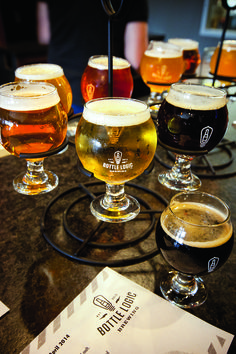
(0, 104), (236, 353)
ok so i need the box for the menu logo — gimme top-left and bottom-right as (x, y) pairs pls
(93, 295), (115, 311)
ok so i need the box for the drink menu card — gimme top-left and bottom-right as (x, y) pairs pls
(0, 300), (9, 318)
(21, 267), (233, 354)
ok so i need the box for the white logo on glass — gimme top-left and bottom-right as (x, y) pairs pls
(114, 151), (122, 164)
(200, 126), (213, 147)
(208, 257), (219, 272)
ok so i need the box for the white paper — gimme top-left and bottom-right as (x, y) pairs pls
(21, 267), (234, 354)
(0, 300), (9, 318)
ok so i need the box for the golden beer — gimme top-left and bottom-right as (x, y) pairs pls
(81, 55), (133, 102)
(140, 41), (184, 93)
(210, 40), (236, 78)
(0, 82), (67, 157)
(15, 63), (73, 114)
(168, 38), (201, 76)
(75, 98), (157, 184)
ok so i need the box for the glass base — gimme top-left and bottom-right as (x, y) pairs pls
(13, 170), (58, 195)
(90, 194), (140, 223)
(160, 271), (207, 308)
(158, 170), (201, 191)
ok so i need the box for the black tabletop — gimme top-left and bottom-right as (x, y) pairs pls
(0, 102), (235, 353)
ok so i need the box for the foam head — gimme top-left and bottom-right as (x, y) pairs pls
(15, 63), (64, 80)
(0, 82), (60, 111)
(166, 83), (227, 110)
(83, 98), (150, 126)
(145, 41), (182, 59)
(88, 55), (131, 70)
(168, 38), (199, 50)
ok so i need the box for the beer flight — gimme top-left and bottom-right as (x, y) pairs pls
(0, 38), (234, 308)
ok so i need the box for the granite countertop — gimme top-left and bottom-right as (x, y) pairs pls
(0, 104), (236, 353)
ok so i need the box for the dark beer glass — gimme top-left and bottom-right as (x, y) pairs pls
(81, 55), (133, 102)
(157, 83), (228, 190)
(0, 82), (67, 195)
(168, 38), (201, 76)
(75, 97), (157, 223)
(15, 63), (73, 115)
(156, 191), (234, 308)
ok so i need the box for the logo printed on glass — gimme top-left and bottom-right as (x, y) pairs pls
(103, 150), (133, 172)
(200, 126), (213, 147)
(208, 257), (220, 272)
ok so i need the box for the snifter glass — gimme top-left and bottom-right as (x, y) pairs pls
(15, 63), (73, 115)
(80, 55), (133, 102)
(140, 41), (184, 107)
(157, 83), (228, 191)
(75, 97), (157, 223)
(156, 191), (234, 308)
(0, 82), (67, 195)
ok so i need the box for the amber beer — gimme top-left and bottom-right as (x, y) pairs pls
(156, 201), (234, 276)
(157, 83), (228, 154)
(15, 63), (72, 114)
(75, 98), (157, 184)
(140, 41), (183, 93)
(210, 40), (236, 78)
(0, 82), (67, 157)
(168, 38), (201, 76)
(81, 56), (134, 102)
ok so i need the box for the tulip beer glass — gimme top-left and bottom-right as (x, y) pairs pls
(15, 63), (73, 114)
(81, 55), (133, 102)
(210, 40), (236, 79)
(140, 41), (183, 106)
(156, 191), (234, 308)
(0, 82), (67, 195)
(168, 38), (201, 76)
(75, 97), (157, 222)
(157, 83), (228, 191)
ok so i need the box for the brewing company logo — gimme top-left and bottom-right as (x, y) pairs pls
(93, 295), (115, 311)
(200, 126), (213, 147)
(208, 257), (220, 272)
(86, 83), (95, 100)
(103, 151), (133, 173)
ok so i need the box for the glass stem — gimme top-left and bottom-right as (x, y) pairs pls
(102, 183), (129, 211)
(172, 272), (198, 295)
(23, 159), (48, 185)
(170, 154), (194, 181)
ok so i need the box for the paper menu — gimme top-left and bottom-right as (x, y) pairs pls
(21, 267), (234, 354)
(0, 300), (9, 318)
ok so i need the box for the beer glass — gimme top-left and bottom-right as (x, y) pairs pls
(168, 38), (201, 76)
(210, 40), (236, 79)
(0, 82), (67, 195)
(75, 97), (157, 223)
(157, 83), (228, 191)
(140, 41), (184, 106)
(15, 63), (73, 114)
(156, 191), (234, 308)
(81, 55), (133, 102)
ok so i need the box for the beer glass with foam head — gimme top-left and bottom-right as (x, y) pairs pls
(81, 55), (133, 102)
(75, 97), (157, 223)
(140, 41), (184, 106)
(156, 191), (234, 308)
(157, 83), (228, 191)
(168, 38), (201, 76)
(15, 63), (73, 115)
(0, 82), (67, 195)
(210, 40), (236, 79)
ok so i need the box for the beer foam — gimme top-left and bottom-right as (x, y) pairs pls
(166, 83), (226, 110)
(168, 38), (199, 50)
(15, 63), (64, 80)
(0, 83), (60, 111)
(144, 48), (182, 59)
(88, 56), (131, 70)
(161, 202), (233, 248)
(83, 98), (150, 126)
